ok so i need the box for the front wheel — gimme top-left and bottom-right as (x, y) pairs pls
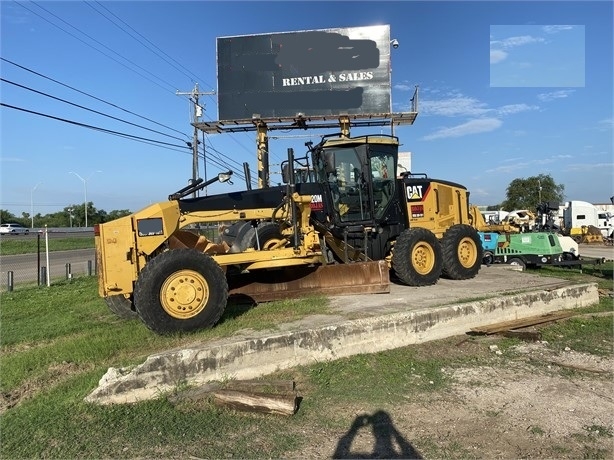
(105, 294), (138, 320)
(134, 249), (228, 334)
(392, 228), (443, 286)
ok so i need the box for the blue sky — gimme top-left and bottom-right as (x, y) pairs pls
(1, 0), (612, 218)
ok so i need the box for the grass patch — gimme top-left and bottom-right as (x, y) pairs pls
(1, 260), (612, 458)
(532, 263), (614, 291)
(0, 236), (94, 255)
(538, 294), (613, 356)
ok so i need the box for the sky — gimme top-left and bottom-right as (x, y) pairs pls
(1, 0), (612, 219)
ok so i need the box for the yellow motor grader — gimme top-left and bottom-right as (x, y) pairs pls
(96, 133), (483, 334)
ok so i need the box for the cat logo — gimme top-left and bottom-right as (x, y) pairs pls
(406, 184), (425, 201)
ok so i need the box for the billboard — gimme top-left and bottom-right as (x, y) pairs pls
(216, 25), (391, 121)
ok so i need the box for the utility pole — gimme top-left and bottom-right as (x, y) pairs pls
(176, 83), (215, 197)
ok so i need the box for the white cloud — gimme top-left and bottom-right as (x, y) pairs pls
(502, 157), (525, 163)
(486, 154), (575, 173)
(394, 84), (414, 91)
(566, 162), (614, 172)
(497, 104), (539, 116)
(421, 92), (538, 118)
(470, 188), (490, 197)
(537, 90), (575, 102)
(490, 35), (545, 50)
(490, 49), (507, 64)
(542, 25), (574, 34)
(422, 118), (502, 141)
(0, 157), (26, 163)
(420, 96), (491, 117)
(485, 162), (530, 174)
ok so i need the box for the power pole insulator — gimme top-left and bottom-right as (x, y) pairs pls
(176, 83), (216, 197)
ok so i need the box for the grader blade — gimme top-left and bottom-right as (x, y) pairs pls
(228, 260), (390, 302)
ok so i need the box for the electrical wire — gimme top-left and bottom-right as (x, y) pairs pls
(88, 1), (213, 89)
(15, 1), (178, 95)
(1, 57), (189, 138)
(1, 102), (190, 150)
(1, 78), (189, 143)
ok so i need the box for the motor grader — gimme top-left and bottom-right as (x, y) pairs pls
(95, 133), (483, 334)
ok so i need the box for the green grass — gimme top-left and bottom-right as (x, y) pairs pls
(0, 267), (612, 459)
(0, 236), (94, 255)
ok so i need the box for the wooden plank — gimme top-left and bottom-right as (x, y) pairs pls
(212, 389), (297, 416)
(502, 328), (541, 341)
(224, 379), (295, 394)
(470, 311), (575, 335)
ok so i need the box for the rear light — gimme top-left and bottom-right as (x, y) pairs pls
(94, 224), (100, 236)
(411, 205), (424, 217)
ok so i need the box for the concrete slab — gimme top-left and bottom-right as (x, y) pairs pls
(85, 265), (599, 405)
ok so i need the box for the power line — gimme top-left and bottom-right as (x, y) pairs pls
(15, 1), (178, 95)
(1, 57), (189, 139)
(1, 78), (189, 144)
(88, 1), (212, 89)
(1, 102), (190, 150)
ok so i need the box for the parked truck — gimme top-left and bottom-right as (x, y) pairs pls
(563, 200), (614, 242)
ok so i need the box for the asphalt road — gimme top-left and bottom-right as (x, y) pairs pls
(579, 244), (614, 260)
(0, 249), (96, 288)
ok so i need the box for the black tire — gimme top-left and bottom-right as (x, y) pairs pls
(441, 224), (483, 280)
(562, 252), (577, 261)
(507, 257), (526, 270)
(133, 249), (228, 334)
(482, 251), (495, 266)
(240, 221), (285, 251)
(392, 228), (443, 286)
(104, 294), (138, 320)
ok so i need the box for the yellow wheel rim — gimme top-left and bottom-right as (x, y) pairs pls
(457, 237), (478, 268)
(161, 270), (209, 319)
(411, 242), (435, 275)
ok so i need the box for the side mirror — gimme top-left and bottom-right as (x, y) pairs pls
(324, 151), (336, 174)
(281, 163), (290, 184)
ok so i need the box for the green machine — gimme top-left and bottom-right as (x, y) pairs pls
(483, 232), (565, 269)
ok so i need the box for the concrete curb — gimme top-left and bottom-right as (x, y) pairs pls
(85, 282), (598, 405)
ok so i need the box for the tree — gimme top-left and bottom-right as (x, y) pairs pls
(0, 209), (17, 224)
(106, 209), (132, 221)
(501, 174), (564, 211)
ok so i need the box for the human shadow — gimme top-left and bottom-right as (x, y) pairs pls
(333, 410), (423, 459)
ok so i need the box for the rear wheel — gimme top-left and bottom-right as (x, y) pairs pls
(507, 257), (526, 270)
(134, 249), (228, 334)
(104, 295), (137, 320)
(441, 224), (483, 280)
(244, 222), (285, 250)
(230, 221), (285, 252)
(392, 228), (443, 286)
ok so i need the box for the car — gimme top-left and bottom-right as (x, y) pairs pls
(0, 223), (30, 235)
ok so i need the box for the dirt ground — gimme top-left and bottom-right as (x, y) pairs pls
(288, 338), (614, 459)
